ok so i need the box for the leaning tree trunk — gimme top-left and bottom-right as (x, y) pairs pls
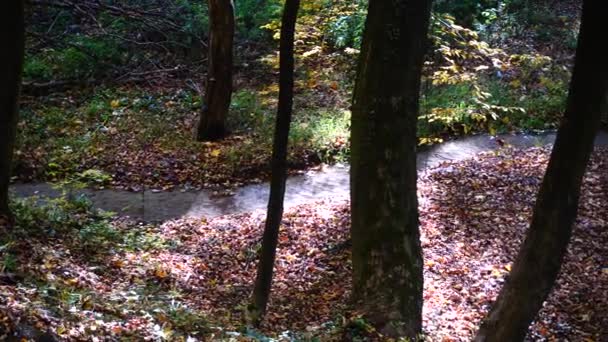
(350, 0), (432, 338)
(196, 0), (234, 141)
(248, 0), (300, 323)
(475, 1), (607, 341)
(0, 0), (25, 224)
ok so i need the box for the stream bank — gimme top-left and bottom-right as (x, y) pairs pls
(11, 131), (608, 221)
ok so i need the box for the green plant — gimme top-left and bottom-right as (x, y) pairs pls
(24, 36), (123, 82)
(1, 250), (17, 273)
(9, 195), (173, 257)
(122, 227), (171, 252)
(77, 169), (113, 185)
(324, 0), (366, 49)
(175, 0), (209, 39)
(228, 90), (271, 131)
(166, 304), (209, 333)
(291, 109), (351, 162)
(78, 221), (120, 251)
(84, 96), (112, 121)
(433, 0), (501, 27)
(23, 56), (53, 80)
(236, 0), (283, 39)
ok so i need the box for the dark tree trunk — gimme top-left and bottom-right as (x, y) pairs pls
(474, 1), (607, 341)
(0, 0), (25, 225)
(248, 0), (300, 323)
(350, 0), (432, 338)
(196, 0), (234, 141)
(601, 101), (607, 128)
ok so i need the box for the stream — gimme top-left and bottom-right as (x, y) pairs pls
(11, 131), (608, 221)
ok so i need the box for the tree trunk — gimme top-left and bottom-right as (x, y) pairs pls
(350, 0), (432, 338)
(0, 0), (25, 224)
(474, 1), (607, 341)
(248, 0), (300, 323)
(601, 98), (607, 128)
(196, 0), (234, 141)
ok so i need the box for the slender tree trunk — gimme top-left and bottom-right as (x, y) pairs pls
(475, 1), (607, 341)
(0, 0), (25, 225)
(196, 0), (234, 141)
(248, 0), (300, 323)
(350, 0), (432, 338)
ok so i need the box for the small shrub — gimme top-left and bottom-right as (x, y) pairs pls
(433, 0), (501, 27)
(290, 109), (350, 162)
(23, 56), (53, 80)
(77, 169), (113, 185)
(8, 196), (169, 255)
(228, 90), (271, 132)
(236, 0), (283, 39)
(324, 0), (366, 49)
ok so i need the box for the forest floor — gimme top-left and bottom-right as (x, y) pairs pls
(14, 79), (351, 191)
(2, 146), (606, 341)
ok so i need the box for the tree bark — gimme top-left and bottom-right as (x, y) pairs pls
(601, 98), (607, 128)
(350, 0), (432, 338)
(0, 0), (25, 224)
(474, 1), (607, 341)
(248, 0), (300, 323)
(196, 0), (234, 141)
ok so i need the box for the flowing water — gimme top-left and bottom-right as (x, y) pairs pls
(11, 131), (608, 221)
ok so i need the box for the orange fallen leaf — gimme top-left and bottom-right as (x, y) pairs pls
(155, 268), (168, 279)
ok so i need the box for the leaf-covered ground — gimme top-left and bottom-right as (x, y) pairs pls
(14, 85), (350, 192)
(1, 147), (606, 341)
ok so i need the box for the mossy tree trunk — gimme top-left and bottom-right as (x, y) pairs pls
(249, 0), (300, 323)
(474, 1), (607, 341)
(350, 0), (432, 338)
(0, 0), (25, 225)
(196, 0), (234, 141)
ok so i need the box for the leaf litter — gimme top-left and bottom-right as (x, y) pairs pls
(1, 147), (606, 341)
